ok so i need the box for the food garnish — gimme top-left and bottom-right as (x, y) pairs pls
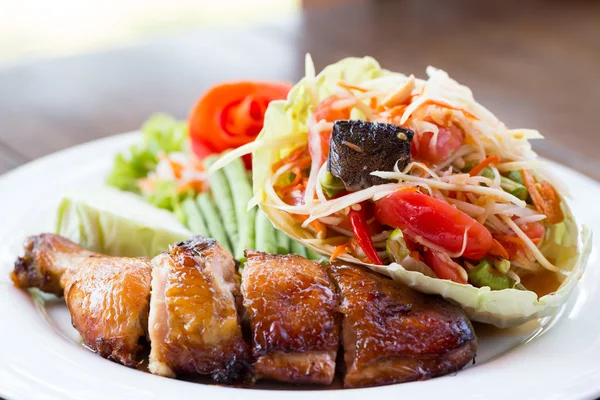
(189, 81), (292, 167)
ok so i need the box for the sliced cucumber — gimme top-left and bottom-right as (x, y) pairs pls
(468, 259), (518, 291)
(481, 167), (528, 200)
(320, 171), (345, 198)
(386, 228), (411, 263)
(495, 258), (511, 275)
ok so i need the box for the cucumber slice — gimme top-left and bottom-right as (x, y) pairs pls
(320, 171), (345, 198)
(386, 228), (411, 263)
(481, 167), (528, 200)
(468, 259), (517, 291)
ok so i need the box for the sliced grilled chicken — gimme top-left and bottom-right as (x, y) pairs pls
(11, 233), (152, 367)
(328, 262), (477, 388)
(242, 250), (340, 385)
(148, 236), (251, 383)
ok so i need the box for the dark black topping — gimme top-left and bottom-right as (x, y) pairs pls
(176, 235), (217, 255)
(327, 120), (414, 191)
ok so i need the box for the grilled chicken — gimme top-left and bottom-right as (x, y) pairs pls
(11, 234), (477, 388)
(328, 262), (477, 388)
(148, 236), (251, 383)
(242, 250), (339, 385)
(11, 233), (152, 367)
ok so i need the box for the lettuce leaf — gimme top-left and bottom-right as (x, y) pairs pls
(106, 113), (187, 193)
(252, 56), (592, 328)
(55, 187), (191, 257)
(140, 114), (188, 155)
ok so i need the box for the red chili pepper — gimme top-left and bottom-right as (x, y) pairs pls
(348, 202), (383, 265)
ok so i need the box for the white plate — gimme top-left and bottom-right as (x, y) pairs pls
(0, 133), (599, 400)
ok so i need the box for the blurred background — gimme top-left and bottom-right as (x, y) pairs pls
(0, 0), (299, 63)
(0, 0), (599, 179)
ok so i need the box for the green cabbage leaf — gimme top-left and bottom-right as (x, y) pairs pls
(55, 186), (190, 258)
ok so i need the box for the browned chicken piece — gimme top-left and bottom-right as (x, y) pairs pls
(11, 233), (152, 367)
(328, 262), (477, 388)
(242, 250), (340, 385)
(148, 236), (251, 383)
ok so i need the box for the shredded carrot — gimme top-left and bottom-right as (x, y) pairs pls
(278, 178), (308, 196)
(170, 160), (184, 179)
(137, 178), (154, 192)
(178, 180), (205, 194)
(489, 239), (509, 259)
(337, 81), (368, 93)
(159, 154), (185, 179)
(390, 104), (408, 115)
(522, 169), (544, 207)
(330, 243), (350, 261)
(309, 219), (328, 239)
(277, 175), (310, 205)
(396, 186), (419, 194)
(539, 180), (564, 223)
(271, 146), (310, 172)
(370, 96), (378, 110)
(469, 155), (501, 177)
(419, 99), (479, 120)
(314, 94), (354, 123)
(495, 232), (541, 246)
(295, 156), (312, 169)
(190, 154), (205, 171)
(521, 170), (564, 224)
(410, 250), (422, 262)
(494, 235), (524, 245)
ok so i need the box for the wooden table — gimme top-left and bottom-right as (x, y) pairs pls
(1, 0), (599, 179)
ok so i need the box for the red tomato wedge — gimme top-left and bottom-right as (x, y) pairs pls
(189, 81), (292, 167)
(411, 124), (464, 164)
(423, 250), (467, 284)
(495, 221), (545, 261)
(375, 191), (493, 260)
(521, 221), (545, 242)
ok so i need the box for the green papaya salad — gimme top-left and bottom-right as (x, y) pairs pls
(213, 56), (592, 327)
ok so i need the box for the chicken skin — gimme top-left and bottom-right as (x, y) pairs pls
(328, 262), (477, 388)
(11, 233), (152, 367)
(148, 236), (251, 383)
(242, 250), (340, 385)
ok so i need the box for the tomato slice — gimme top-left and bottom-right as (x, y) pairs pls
(521, 221), (545, 242)
(375, 191), (493, 260)
(423, 250), (467, 284)
(495, 221), (545, 261)
(411, 124), (464, 164)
